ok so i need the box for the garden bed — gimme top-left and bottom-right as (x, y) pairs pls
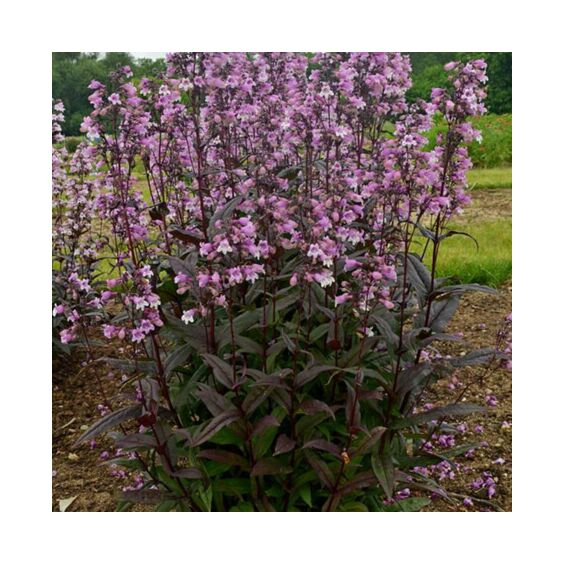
(52, 282), (512, 512)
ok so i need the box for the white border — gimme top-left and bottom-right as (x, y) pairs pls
(1, 0), (562, 562)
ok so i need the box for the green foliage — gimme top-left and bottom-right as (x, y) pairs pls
(52, 52), (166, 135)
(427, 114), (512, 168)
(77, 252), (501, 511)
(407, 52), (511, 114)
(62, 136), (85, 153)
(467, 167), (512, 189)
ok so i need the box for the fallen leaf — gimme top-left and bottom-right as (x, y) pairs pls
(68, 453), (79, 461)
(59, 496), (77, 512)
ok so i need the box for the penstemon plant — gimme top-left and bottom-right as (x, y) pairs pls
(57, 53), (509, 511)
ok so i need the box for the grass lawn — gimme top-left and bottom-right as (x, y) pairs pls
(467, 167), (512, 189)
(416, 218), (512, 287)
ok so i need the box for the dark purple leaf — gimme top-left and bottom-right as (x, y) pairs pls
(274, 434), (296, 456)
(303, 439), (341, 458)
(73, 404), (142, 446)
(251, 415), (280, 439)
(251, 457), (292, 477)
(198, 449), (250, 469)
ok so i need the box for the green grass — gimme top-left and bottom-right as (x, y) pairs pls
(417, 218), (512, 287)
(427, 113), (512, 168)
(467, 167), (512, 189)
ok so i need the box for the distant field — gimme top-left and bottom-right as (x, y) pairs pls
(426, 219), (512, 287)
(467, 167), (512, 189)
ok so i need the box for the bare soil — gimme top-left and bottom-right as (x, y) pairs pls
(424, 282), (512, 511)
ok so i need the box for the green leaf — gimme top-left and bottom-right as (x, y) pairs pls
(189, 410), (241, 446)
(384, 497), (431, 512)
(304, 450), (335, 489)
(298, 484), (312, 508)
(340, 501), (369, 512)
(371, 451), (395, 499)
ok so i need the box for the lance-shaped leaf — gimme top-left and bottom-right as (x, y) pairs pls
(164, 343), (192, 377)
(295, 364), (341, 388)
(430, 283), (497, 300)
(449, 348), (503, 367)
(171, 467), (204, 480)
(274, 434), (296, 456)
(303, 439), (341, 459)
(340, 471), (379, 495)
(73, 404), (142, 446)
(304, 450), (335, 489)
(201, 353), (235, 389)
(250, 457), (292, 477)
(198, 449), (250, 470)
(242, 385), (273, 415)
(163, 312), (209, 352)
(195, 384), (234, 417)
(189, 409), (241, 446)
(371, 451), (395, 499)
(392, 402), (486, 429)
(297, 399), (335, 420)
(351, 427), (386, 457)
(406, 253), (432, 302)
(251, 415), (280, 439)
(169, 228), (203, 245)
(345, 380), (362, 430)
(417, 295), (460, 333)
(115, 433), (157, 450)
(395, 363), (434, 405)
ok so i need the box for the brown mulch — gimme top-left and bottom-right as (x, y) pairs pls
(424, 281), (512, 512)
(52, 357), (124, 512)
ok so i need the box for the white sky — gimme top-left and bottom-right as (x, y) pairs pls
(131, 52), (166, 60)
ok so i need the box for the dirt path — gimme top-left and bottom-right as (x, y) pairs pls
(461, 188), (512, 223)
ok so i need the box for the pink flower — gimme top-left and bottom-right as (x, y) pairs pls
(52, 304), (64, 316)
(335, 293), (351, 306)
(60, 329), (75, 344)
(314, 270), (335, 288)
(181, 309), (197, 324)
(103, 324), (118, 339)
(344, 259), (362, 271)
(131, 328), (145, 343)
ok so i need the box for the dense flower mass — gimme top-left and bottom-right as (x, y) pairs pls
(53, 53), (509, 512)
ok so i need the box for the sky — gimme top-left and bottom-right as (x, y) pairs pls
(131, 52), (166, 60)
